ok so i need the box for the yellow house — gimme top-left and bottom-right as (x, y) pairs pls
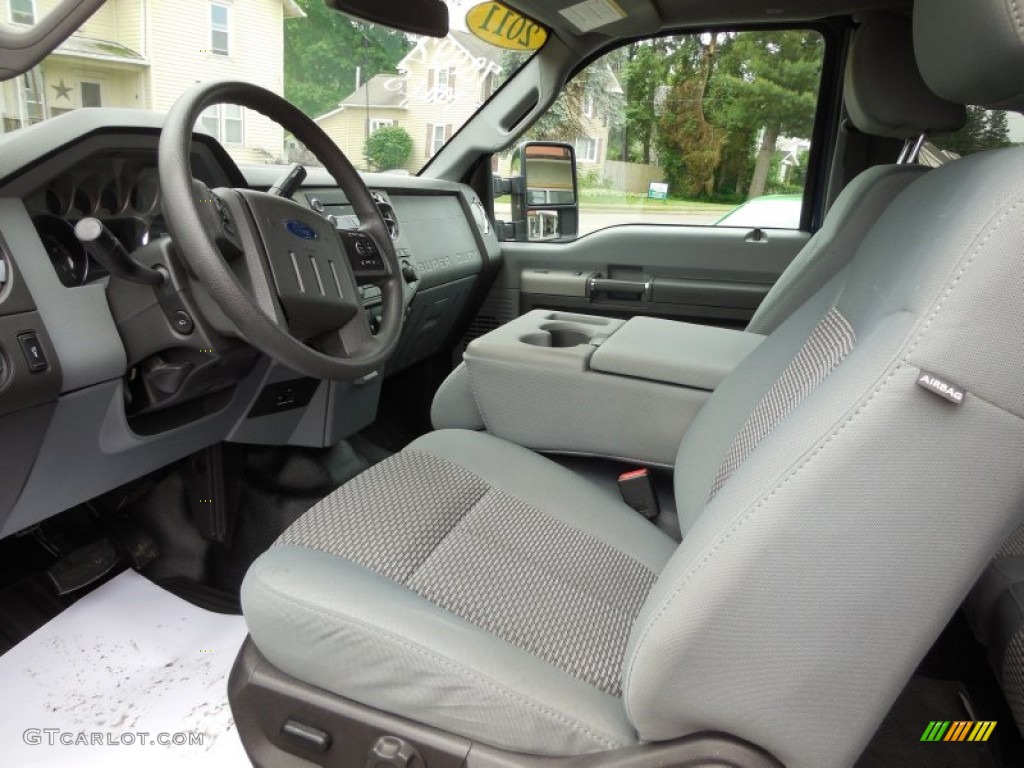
(316, 30), (503, 172)
(0, 0), (303, 164)
(312, 73), (409, 170)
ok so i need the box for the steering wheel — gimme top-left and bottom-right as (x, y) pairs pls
(158, 80), (404, 380)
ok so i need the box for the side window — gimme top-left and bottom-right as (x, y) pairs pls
(925, 108), (1023, 165)
(500, 30), (826, 238)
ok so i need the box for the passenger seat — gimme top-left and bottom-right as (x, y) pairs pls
(745, 11), (965, 334)
(433, 12), (966, 432)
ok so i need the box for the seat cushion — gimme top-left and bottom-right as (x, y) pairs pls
(241, 429), (675, 756)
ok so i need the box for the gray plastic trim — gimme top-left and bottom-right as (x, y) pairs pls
(0, 199), (125, 392)
(2, 363), (267, 538)
(458, 311), (712, 466)
(229, 637), (783, 768)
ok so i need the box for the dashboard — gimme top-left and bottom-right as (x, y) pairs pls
(0, 110), (500, 539)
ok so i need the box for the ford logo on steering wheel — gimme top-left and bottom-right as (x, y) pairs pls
(285, 219), (318, 240)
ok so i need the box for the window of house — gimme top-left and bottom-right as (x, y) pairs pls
(582, 92), (595, 119)
(223, 103), (243, 143)
(210, 3), (230, 56)
(480, 72), (498, 103)
(199, 103), (244, 144)
(426, 123), (451, 157)
(429, 67), (456, 100)
(575, 136), (599, 163)
(502, 29), (826, 239)
(9, 0), (34, 25)
(369, 118), (394, 133)
(22, 69), (44, 123)
(81, 82), (101, 108)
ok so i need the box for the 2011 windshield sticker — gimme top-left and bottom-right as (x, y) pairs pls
(466, 3), (548, 51)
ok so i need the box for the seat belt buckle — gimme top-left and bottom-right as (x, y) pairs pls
(618, 468), (659, 520)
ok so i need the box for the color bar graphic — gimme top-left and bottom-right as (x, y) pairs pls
(920, 721), (996, 742)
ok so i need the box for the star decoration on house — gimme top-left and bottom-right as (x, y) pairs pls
(51, 79), (73, 101)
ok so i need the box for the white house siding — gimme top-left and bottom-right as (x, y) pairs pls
(147, 0), (287, 163)
(400, 37), (498, 166)
(43, 59), (147, 112)
(317, 105), (407, 171)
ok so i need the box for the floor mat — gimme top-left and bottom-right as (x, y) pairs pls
(0, 570), (250, 767)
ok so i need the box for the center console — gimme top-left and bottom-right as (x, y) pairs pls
(432, 310), (764, 466)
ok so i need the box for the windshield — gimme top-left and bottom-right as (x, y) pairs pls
(0, 0), (538, 173)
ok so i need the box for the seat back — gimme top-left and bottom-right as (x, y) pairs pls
(624, 3), (1024, 766)
(746, 12), (964, 335)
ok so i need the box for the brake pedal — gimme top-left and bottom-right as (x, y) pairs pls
(46, 539), (120, 595)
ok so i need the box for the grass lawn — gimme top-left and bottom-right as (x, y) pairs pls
(577, 189), (735, 215)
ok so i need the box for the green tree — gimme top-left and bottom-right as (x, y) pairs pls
(364, 125), (413, 170)
(934, 107), (1014, 156)
(622, 40), (672, 163)
(653, 35), (727, 197)
(712, 31), (823, 199)
(284, 0), (412, 118)
(935, 106), (989, 156)
(983, 110), (1012, 150)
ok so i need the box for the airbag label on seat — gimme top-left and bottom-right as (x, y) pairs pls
(916, 370), (966, 405)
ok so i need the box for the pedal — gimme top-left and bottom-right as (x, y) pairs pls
(103, 516), (160, 571)
(46, 539), (120, 595)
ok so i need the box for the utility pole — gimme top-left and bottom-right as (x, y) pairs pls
(363, 32), (371, 146)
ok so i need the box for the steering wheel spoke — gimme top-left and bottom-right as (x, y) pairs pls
(159, 80), (404, 380)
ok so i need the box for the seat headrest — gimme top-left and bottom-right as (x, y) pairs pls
(845, 12), (965, 138)
(915, 0), (1024, 114)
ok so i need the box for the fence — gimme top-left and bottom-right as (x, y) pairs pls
(600, 160), (665, 195)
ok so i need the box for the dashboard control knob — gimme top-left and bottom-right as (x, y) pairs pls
(400, 260), (418, 284)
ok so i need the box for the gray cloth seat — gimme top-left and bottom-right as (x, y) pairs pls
(241, 3), (1024, 767)
(743, 11), (963, 335)
(243, 429), (675, 755)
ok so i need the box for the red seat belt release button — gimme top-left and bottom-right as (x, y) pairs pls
(618, 468), (659, 520)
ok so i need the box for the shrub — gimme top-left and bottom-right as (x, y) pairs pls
(364, 126), (413, 171)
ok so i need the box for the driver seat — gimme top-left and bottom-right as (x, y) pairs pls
(234, 2), (1024, 766)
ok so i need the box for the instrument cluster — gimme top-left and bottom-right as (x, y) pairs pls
(25, 152), (169, 287)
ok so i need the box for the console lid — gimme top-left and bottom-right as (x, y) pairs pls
(589, 316), (765, 391)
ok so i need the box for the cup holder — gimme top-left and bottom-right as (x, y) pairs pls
(520, 324), (593, 348)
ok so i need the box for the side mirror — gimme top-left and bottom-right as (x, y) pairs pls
(503, 141), (579, 241)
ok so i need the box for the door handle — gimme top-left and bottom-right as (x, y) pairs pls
(587, 276), (651, 300)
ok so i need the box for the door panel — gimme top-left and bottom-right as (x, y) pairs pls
(497, 224), (809, 328)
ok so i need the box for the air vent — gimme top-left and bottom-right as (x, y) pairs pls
(371, 191), (400, 240)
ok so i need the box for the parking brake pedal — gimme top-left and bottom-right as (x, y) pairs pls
(46, 539), (120, 595)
